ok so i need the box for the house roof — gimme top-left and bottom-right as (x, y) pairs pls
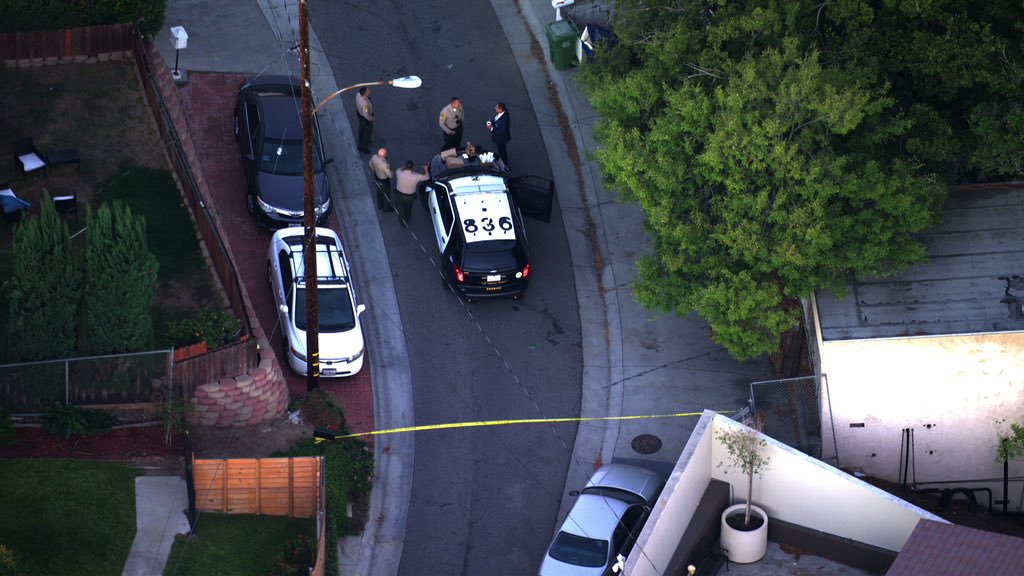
(885, 519), (1024, 576)
(815, 185), (1024, 341)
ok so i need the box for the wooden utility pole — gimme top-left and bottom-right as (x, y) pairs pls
(299, 0), (319, 391)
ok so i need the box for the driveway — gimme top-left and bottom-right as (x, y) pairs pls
(176, 72), (374, 436)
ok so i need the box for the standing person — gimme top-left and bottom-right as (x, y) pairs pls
(395, 160), (430, 227)
(488, 102), (511, 171)
(438, 97), (464, 150)
(355, 86), (373, 153)
(368, 148), (393, 212)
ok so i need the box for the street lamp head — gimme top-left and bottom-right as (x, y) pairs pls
(390, 76), (422, 89)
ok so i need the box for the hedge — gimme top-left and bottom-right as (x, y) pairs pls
(0, 0), (167, 37)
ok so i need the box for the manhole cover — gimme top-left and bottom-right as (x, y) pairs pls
(631, 434), (662, 455)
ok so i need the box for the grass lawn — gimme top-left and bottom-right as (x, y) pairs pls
(163, 513), (315, 576)
(0, 459), (141, 576)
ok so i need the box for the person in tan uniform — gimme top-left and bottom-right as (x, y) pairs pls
(438, 96), (464, 150)
(368, 148), (393, 212)
(355, 87), (373, 153)
(395, 160), (430, 227)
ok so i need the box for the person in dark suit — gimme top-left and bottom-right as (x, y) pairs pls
(488, 102), (511, 171)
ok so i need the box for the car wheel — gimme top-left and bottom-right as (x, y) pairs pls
(246, 192), (257, 216)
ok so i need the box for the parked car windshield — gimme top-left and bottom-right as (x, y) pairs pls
(260, 138), (322, 176)
(547, 531), (608, 567)
(294, 286), (355, 332)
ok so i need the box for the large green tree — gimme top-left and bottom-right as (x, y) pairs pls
(581, 0), (1023, 360)
(4, 195), (78, 361)
(81, 201), (159, 355)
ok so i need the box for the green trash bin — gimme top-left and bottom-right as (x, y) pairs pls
(546, 20), (578, 71)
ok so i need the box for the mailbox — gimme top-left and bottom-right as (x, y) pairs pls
(170, 26), (188, 50)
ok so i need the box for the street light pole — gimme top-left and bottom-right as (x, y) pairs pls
(313, 76), (422, 113)
(299, 0), (319, 391)
(298, 2), (421, 392)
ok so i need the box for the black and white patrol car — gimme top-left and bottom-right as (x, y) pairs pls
(424, 166), (554, 299)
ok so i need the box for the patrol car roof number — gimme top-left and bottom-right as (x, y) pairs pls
(455, 193), (515, 243)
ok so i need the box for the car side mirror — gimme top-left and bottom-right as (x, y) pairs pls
(279, 304), (289, 314)
(357, 304), (366, 315)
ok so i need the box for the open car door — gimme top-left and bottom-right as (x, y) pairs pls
(508, 175), (555, 223)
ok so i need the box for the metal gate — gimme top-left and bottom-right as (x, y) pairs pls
(749, 375), (839, 467)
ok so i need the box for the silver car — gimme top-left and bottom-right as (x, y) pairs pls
(540, 464), (665, 575)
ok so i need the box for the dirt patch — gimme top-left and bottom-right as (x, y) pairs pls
(0, 58), (229, 361)
(1, 415), (314, 471)
(185, 416), (316, 459)
(0, 59), (165, 209)
(1, 425), (180, 468)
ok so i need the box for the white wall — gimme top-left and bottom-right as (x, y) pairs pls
(626, 412), (945, 576)
(819, 331), (1024, 510)
(626, 412), (716, 576)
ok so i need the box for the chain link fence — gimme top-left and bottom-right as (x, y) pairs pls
(0, 350), (173, 415)
(750, 375), (839, 467)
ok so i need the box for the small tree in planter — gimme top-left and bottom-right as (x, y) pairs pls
(717, 416), (771, 529)
(996, 423), (1024, 514)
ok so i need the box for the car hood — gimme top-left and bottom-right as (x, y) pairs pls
(257, 171), (328, 212)
(289, 322), (363, 360)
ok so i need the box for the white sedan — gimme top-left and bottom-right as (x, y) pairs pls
(267, 227), (366, 377)
(540, 464), (665, 576)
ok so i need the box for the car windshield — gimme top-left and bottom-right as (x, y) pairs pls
(293, 286), (356, 332)
(260, 138), (322, 176)
(547, 531), (608, 568)
(462, 240), (518, 271)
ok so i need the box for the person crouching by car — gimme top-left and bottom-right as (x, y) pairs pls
(395, 160), (430, 227)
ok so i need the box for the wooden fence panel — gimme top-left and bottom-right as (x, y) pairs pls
(0, 24), (133, 63)
(193, 457), (321, 518)
(172, 337), (258, 398)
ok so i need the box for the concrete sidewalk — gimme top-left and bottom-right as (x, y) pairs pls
(510, 0), (775, 526)
(122, 477), (190, 576)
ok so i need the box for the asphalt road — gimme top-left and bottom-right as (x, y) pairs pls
(310, 1), (583, 574)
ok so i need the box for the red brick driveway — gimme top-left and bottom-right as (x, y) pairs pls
(177, 72), (373, 437)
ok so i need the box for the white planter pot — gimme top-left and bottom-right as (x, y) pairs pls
(720, 503), (768, 563)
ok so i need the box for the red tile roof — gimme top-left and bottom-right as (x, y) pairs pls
(886, 519), (1024, 576)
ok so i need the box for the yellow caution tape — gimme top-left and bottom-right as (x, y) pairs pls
(315, 410), (734, 442)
